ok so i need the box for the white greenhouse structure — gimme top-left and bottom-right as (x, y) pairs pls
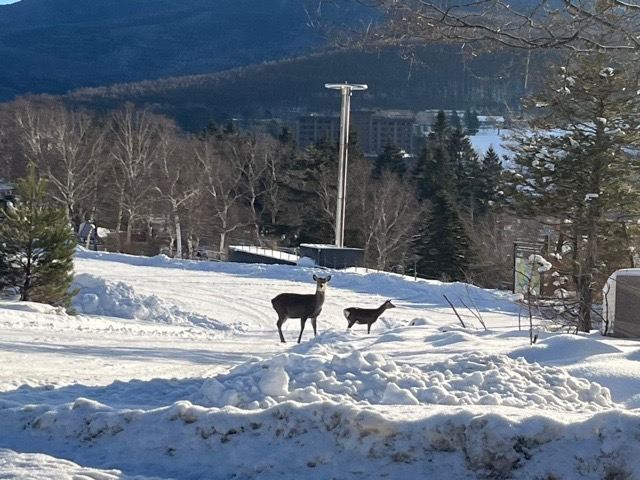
(602, 269), (640, 338)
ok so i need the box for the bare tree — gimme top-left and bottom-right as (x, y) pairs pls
(195, 134), (251, 257)
(9, 100), (104, 227)
(235, 133), (281, 245)
(346, 155), (376, 250)
(10, 99), (49, 168)
(346, 157), (423, 270)
(40, 106), (103, 226)
(110, 104), (161, 245)
(0, 101), (30, 180)
(331, 0), (640, 53)
(180, 188), (211, 258)
(466, 214), (542, 290)
(363, 172), (423, 270)
(263, 139), (293, 227)
(316, 159), (338, 237)
(154, 124), (200, 258)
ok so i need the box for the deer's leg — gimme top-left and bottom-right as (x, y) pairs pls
(277, 317), (287, 343)
(297, 317), (308, 344)
(311, 317), (317, 337)
(348, 319), (355, 329)
(367, 323), (372, 334)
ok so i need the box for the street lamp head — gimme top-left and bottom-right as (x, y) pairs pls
(325, 83), (368, 91)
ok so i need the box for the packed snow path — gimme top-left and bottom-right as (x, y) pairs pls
(2, 250), (640, 479)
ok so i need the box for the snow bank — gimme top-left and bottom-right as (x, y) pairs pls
(0, 395), (637, 480)
(0, 448), (158, 479)
(296, 256), (316, 267)
(72, 274), (243, 333)
(194, 340), (614, 412)
(509, 334), (622, 364)
(0, 299), (231, 342)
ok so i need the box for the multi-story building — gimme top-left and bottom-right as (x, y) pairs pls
(295, 109), (417, 157)
(295, 109), (506, 157)
(360, 110), (415, 157)
(295, 113), (341, 150)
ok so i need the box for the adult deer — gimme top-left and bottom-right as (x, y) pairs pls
(344, 300), (396, 334)
(271, 274), (331, 343)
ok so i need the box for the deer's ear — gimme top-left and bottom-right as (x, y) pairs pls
(326, 275), (332, 282)
(313, 274), (318, 281)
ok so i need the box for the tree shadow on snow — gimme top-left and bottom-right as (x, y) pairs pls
(0, 340), (253, 409)
(0, 376), (207, 410)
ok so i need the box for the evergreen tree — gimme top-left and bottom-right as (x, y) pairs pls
(283, 139), (338, 243)
(449, 110), (462, 130)
(507, 55), (640, 332)
(414, 111), (453, 200)
(414, 139), (453, 201)
(413, 112), (474, 280)
(374, 142), (406, 178)
(277, 126), (294, 145)
(431, 110), (449, 139)
(475, 146), (503, 216)
(0, 170), (76, 307)
(223, 120), (236, 135)
(447, 127), (479, 210)
(464, 109), (480, 135)
(284, 133), (368, 244)
(200, 121), (220, 139)
(416, 192), (473, 281)
(458, 145), (505, 286)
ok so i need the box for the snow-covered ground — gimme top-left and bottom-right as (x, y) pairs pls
(469, 128), (513, 161)
(2, 249), (640, 479)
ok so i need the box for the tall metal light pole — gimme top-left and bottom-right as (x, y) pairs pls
(325, 82), (368, 248)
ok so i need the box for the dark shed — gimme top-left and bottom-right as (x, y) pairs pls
(299, 244), (364, 269)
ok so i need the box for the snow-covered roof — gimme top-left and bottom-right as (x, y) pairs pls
(477, 115), (505, 123)
(228, 245), (300, 263)
(300, 243), (363, 251)
(606, 268), (640, 278)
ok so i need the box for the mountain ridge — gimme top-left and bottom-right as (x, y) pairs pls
(0, 0), (375, 100)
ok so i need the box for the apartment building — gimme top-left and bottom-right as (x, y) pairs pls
(295, 109), (417, 157)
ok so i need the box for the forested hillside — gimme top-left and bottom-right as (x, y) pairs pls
(66, 47), (542, 131)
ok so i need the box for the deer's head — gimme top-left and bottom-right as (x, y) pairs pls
(313, 274), (331, 293)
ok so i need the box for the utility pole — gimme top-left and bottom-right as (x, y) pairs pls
(324, 82), (368, 248)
